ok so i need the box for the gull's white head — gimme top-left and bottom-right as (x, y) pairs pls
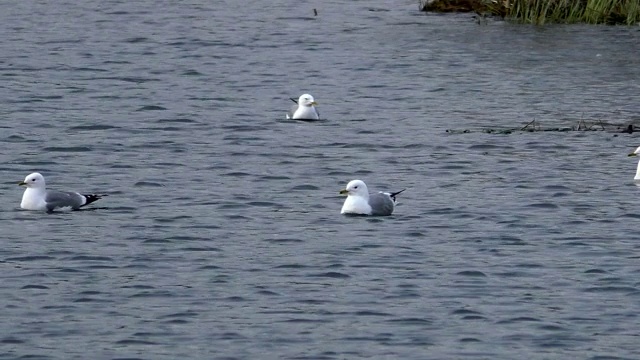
(19, 172), (46, 189)
(339, 179), (369, 199)
(298, 94), (317, 108)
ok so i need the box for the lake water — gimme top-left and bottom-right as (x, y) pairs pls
(1, 1), (640, 359)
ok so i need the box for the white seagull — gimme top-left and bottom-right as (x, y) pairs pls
(286, 94), (320, 120)
(340, 179), (405, 216)
(628, 146), (640, 181)
(19, 172), (106, 212)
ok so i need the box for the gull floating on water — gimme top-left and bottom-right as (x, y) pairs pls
(19, 172), (106, 212)
(628, 146), (640, 181)
(286, 94), (319, 120)
(339, 179), (405, 216)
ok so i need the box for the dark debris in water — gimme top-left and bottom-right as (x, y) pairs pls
(42, 146), (93, 152)
(446, 119), (637, 135)
(68, 124), (119, 131)
(136, 105), (167, 111)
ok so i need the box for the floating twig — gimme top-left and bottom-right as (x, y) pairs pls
(521, 118), (536, 131)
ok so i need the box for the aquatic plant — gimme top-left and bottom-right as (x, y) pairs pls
(420, 0), (640, 25)
(509, 0), (640, 24)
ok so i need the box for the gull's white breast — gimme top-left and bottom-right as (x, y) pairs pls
(293, 106), (319, 120)
(21, 188), (47, 210)
(341, 195), (372, 215)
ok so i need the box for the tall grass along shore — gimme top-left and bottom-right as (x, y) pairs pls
(420, 0), (640, 25)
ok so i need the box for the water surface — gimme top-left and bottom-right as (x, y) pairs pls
(1, 1), (640, 359)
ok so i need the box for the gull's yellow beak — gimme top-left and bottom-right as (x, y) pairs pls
(18, 181), (26, 186)
(311, 101), (318, 106)
(629, 153), (637, 157)
(339, 189), (348, 195)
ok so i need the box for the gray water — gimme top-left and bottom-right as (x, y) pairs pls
(1, 0), (640, 359)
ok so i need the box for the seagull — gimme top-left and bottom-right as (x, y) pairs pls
(286, 94), (320, 120)
(628, 146), (640, 181)
(339, 179), (405, 216)
(19, 172), (106, 212)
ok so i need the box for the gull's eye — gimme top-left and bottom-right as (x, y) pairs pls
(354, 186), (358, 189)
(31, 178), (36, 182)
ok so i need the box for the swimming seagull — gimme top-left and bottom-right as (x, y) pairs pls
(18, 172), (106, 212)
(628, 147), (640, 181)
(286, 94), (319, 120)
(339, 179), (405, 216)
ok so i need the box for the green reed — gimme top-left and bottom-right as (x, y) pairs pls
(501, 0), (640, 24)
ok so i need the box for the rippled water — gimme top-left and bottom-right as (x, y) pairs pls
(1, 1), (640, 359)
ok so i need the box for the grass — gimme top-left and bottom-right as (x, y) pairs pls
(420, 0), (640, 24)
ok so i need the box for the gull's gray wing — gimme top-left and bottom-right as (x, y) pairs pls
(368, 192), (395, 216)
(44, 190), (105, 211)
(44, 190), (86, 211)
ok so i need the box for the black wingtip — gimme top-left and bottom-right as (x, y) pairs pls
(290, 98), (298, 104)
(389, 189), (406, 201)
(82, 194), (107, 206)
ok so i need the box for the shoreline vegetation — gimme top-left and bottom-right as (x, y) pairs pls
(420, 0), (640, 25)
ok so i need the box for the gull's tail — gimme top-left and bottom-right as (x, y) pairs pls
(389, 189), (406, 203)
(286, 98), (299, 119)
